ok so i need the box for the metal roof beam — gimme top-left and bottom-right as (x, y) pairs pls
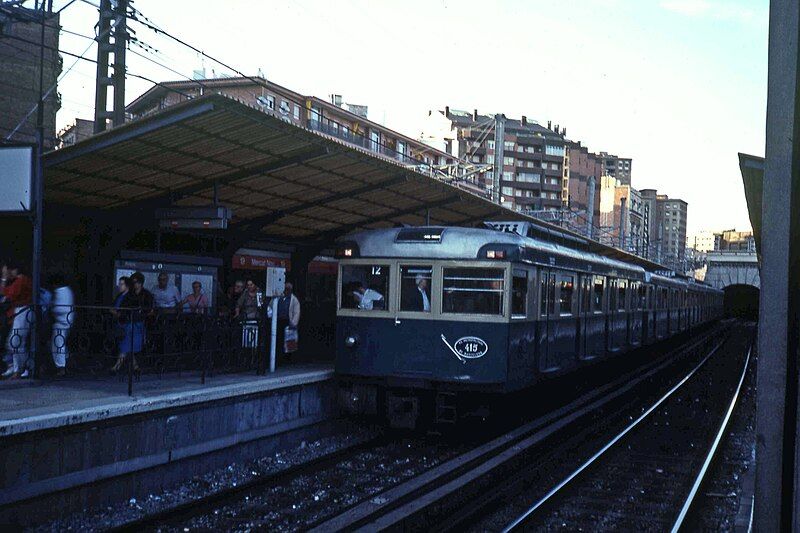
(306, 195), (462, 244)
(44, 101), (217, 167)
(123, 146), (330, 212)
(227, 173), (410, 231)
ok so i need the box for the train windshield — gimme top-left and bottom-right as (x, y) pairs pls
(442, 267), (505, 315)
(340, 264), (390, 310)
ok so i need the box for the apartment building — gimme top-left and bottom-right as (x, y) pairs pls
(715, 229), (756, 252)
(122, 76), (459, 173)
(657, 195), (689, 266)
(422, 108), (568, 211)
(597, 152), (633, 186)
(565, 140), (603, 231)
(57, 118), (94, 148)
(613, 185), (645, 254)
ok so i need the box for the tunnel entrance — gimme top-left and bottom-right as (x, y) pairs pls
(723, 284), (759, 320)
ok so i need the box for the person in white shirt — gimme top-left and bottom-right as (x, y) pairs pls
(152, 272), (181, 311)
(353, 283), (384, 310)
(48, 273), (74, 376)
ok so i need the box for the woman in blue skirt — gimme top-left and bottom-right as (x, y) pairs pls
(112, 272), (153, 373)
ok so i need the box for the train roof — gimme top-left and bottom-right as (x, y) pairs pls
(340, 226), (646, 280)
(339, 226), (724, 294)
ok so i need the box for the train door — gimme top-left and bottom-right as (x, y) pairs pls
(630, 281), (642, 346)
(579, 274), (591, 359)
(620, 279), (631, 347)
(607, 278), (617, 352)
(537, 269), (557, 373)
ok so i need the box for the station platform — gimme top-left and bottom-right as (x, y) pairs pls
(0, 364), (337, 526)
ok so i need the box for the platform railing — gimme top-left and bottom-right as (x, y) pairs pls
(0, 304), (275, 395)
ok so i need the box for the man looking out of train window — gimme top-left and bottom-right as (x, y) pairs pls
(411, 274), (431, 312)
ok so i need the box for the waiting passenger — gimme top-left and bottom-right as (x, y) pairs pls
(152, 272), (181, 312)
(353, 283), (384, 310)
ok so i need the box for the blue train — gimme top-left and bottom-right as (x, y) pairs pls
(334, 224), (723, 427)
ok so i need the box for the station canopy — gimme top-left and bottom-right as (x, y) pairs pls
(738, 152), (763, 255)
(44, 92), (668, 271)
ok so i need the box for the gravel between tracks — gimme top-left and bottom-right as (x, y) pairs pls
(35, 425), (379, 532)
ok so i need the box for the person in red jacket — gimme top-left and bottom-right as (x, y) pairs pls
(1, 262), (33, 379)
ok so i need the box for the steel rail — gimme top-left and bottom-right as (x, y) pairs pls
(503, 335), (727, 532)
(109, 432), (386, 532)
(670, 342), (753, 532)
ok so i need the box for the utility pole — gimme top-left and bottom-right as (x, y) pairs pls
(30, 0), (50, 376)
(93, 0), (128, 133)
(492, 114), (505, 205)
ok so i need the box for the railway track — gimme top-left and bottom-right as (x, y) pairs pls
(104, 322), (733, 532)
(500, 324), (753, 531)
(308, 323), (732, 532)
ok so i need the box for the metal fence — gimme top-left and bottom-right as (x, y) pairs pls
(1, 304), (276, 395)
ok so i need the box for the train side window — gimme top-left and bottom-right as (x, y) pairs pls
(637, 283), (645, 310)
(548, 275), (556, 315)
(399, 265), (432, 312)
(618, 280), (627, 311)
(558, 274), (575, 316)
(340, 264), (391, 310)
(592, 276), (604, 313)
(512, 269), (528, 318)
(442, 267), (505, 315)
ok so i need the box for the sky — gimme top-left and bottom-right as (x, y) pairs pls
(53, 0), (768, 236)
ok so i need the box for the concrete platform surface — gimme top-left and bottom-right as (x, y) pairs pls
(0, 365), (333, 436)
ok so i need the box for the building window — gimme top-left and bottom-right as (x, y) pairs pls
(540, 161), (548, 169)
(545, 145), (565, 156)
(550, 162), (560, 171)
(504, 141), (515, 151)
(487, 155), (494, 164)
(266, 95), (275, 110)
(488, 140), (495, 149)
(293, 105), (300, 121)
(517, 172), (540, 183)
(370, 130), (381, 151)
(503, 156), (515, 166)
(503, 171), (514, 180)
(502, 186), (514, 195)
(280, 100), (290, 115)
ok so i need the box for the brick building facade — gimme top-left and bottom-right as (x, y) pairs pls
(0, 6), (61, 149)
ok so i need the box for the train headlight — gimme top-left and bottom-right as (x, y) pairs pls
(345, 335), (358, 348)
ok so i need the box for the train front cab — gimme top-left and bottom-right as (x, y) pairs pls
(335, 258), (514, 390)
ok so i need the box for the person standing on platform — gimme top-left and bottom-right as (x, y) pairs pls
(112, 272), (153, 374)
(235, 279), (262, 320)
(113, 276), (129, 308)
(1, 262), (33, 379)
(48, 273), (74, 376)
(226, 280), (244, 318)
(152, 272), (181, 312)
(276, 282), (301, 363)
